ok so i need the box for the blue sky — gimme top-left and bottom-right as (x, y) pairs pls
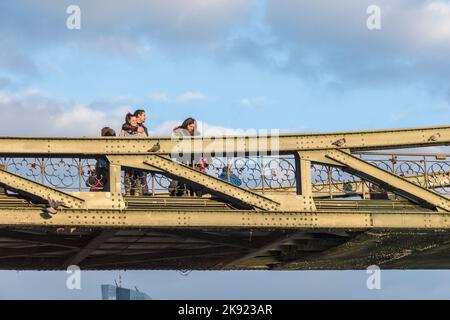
(1, 0), (450, 136)
(1, 0), (450, 299)
(4, 270), (450, 300)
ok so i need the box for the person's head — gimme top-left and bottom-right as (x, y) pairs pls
(134, 109), (147, 124)
(178, 117), (197, 135)
(125, 112), (132, 124)
(101, 127), (116, 137)
(130, 116), (138, 127)
(125, 112), (138, 126)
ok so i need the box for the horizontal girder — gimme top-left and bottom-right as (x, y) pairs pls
(0, 125), (449, 155)
(0, 208), (448, 229)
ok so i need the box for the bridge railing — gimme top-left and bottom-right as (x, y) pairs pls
(312, 152), (450, 198)
(1, 151), (449, 197)
(0, 155), (297, 194)
(0, 157), (100, 192)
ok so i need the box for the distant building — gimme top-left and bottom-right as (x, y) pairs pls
(101, 284), (151, 300)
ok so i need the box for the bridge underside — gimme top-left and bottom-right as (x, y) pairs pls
(0, 193), (450, 270)
(3, 225), (450, 270)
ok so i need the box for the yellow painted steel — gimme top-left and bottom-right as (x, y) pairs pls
(143, 155), (280, 211)
(0, 125), (448, 155)
(0, 208), (447, 229)
(0, 169), (85, 209)
(0, 125), (449, 230)
(325, 150), (450, 211)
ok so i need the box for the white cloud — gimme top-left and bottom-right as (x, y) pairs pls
(197, 121), (246, 136)
(150, 92), (170, 103)
(0, 89), (246, 138)
(149, 91), (208, 104)
(0, 1), (252, 79)
(54, 105), (115, 135)
(149, 120), (260, 137)
(211, 0), (450, 92)
(0, 90), (123, 136)
(149, 120), (180, 136)
(1, 1), (251, 50)
(416, 2), (450, 45)
(177, 91), (208, 103)
(388, 112), (409, 122)
(239, 96), (266, 107)
(266, 0), (450, 51)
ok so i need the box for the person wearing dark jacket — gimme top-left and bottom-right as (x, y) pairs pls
(134, 109), (149, 137)
(88, 127), (116, 192)
(121, 113), (138, 136)
(120, 113), (146, 137)
(133, 109), (149, 195)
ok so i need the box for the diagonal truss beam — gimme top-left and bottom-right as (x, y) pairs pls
(81, 247), (238, 268)
(63, 230), (116, 267)
(220, 232), (307, 269)
(0, 169), (85, 209)
(264, 171), (450, 197)
(325, 150), (450, 211)
(143, 155), (280, 211)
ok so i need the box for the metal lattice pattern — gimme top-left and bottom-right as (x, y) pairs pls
(0, 157), (103, 192)
(364, 154), (450, 195)
(1, 153), (450, 196)
(149, 156), (296, 193)
(312, 153), (450, 196)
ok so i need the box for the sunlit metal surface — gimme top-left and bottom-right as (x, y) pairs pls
(0, 126), (450, 270)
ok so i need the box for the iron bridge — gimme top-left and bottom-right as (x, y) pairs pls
(1, 125), (450, 270)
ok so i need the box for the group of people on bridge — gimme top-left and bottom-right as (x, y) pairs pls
(88, 109), (242, 196)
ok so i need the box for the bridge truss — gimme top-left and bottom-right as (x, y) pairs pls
(0, 125), (450, 270)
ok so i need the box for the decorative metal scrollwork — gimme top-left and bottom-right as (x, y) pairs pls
(1, 152), (449, 196)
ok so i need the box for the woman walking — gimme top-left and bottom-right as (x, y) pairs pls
(169, 118), (208, 196)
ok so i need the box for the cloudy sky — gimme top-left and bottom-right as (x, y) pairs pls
(1, 0), (450, 137)
(1, 0), (450, 299)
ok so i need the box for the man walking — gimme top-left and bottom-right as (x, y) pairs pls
(134, 109), (148, 136)
(133, 109), (150, 195)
